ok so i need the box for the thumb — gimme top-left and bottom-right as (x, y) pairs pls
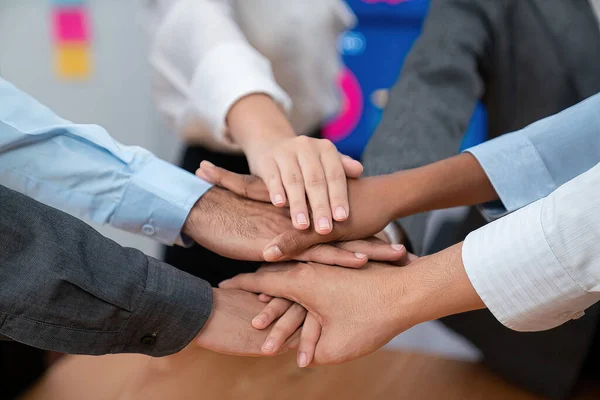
(198, 160), (271, 202)
(341, 155), (363, 178)
(263, 229), (330, 261)
(218, 267), (295, 299)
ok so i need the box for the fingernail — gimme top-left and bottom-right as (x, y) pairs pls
(264, 246), (283, 260)
(298, 352), (309, 368)
(274, 194), (284, 205)
(253, 315), (267, 328)
(334, 207), (347, 220)
(355, 252), (367, 259)
(318, 217), (331, 231)
(392, 244), (405, 251)
(296, 213), (308, 226)
(202, 160), (215, 168)
(263, 338), (276, 353)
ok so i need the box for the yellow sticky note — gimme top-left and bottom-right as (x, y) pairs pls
(55, 44), (91, 79)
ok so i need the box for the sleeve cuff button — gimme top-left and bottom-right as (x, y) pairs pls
(142, 224), (156, 236)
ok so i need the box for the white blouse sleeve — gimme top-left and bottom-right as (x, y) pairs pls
(462, 162), (600, 332)
(141, 0), (291, 151)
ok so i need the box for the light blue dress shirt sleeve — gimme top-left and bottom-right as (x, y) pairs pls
(0, 77), (212, 246)
(464, 92), (600, 220)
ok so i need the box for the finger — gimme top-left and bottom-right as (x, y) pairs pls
(263, 229), (337, 262)
(198, 160), (271, 202)
(296, 244), (368, 268)
(278, 327), (302, 355)
(262, 304), (307, 355)
(260, 159), (288, 207)
(321, 146), (349, 222)
(297, 148), (333, 234)
(252, 298), (294, 330)
(341, 154), (363, 178)
(335, 240), (407, 263)
(258, 294), (274, 303)
(275, 154), (310, 230)
(218, 265), (296, 298)
(195, 168), (210, 181)
(297, 313), (321, 368)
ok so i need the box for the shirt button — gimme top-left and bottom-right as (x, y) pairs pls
(142, 224), (155, 236)
(140, 334), (157, 346)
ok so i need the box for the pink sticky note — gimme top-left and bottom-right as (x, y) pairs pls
(53, 8), (89, 42)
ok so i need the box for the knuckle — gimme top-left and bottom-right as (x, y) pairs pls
(281, 234), (303, 252)
(266, 173), (280, 185)
(311, 203), (330, 215)
(307, 172), (326, 188)
(272, 325), (290, 336)
(262, 307), (278, 321)
(287, 173), (303, 186)
(289, 202), (307, 213)
(319, 139), (336, 151)
(293, 262), (316, 281)
(328, 193), (347, 206)
(295, 135), (311, 145)
(326, 168), (347, 183)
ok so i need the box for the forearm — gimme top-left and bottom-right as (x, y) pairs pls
(370, 153), (498, 223)
(399, 243), (485, 327)
(0, 78), (211, 245)
(0, 186), (212, 356)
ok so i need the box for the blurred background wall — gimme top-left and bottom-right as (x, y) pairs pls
(0, 0), (180, 258)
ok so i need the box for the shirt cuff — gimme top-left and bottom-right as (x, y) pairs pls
(189, 42), (292, 146)
(462, 199), (593, 332)
(110, 157), (212, 246)
(116, 257), (213, 357)
(465, 133), (556, 220)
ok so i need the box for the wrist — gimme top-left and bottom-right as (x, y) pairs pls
(385, 170), (426, 221)
(397, 243), (485, 327)
(371, 173), (412, 222)
(182, 187), (218, 246)
(227, 93), (295, 153)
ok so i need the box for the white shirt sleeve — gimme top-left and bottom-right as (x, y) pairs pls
(141, 0), (291, 151)
(462, 162), (600, 332)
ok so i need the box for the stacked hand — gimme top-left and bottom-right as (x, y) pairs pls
(226, 93), (365, 234)
(195, 161), (402, 260)
(183, 167), (414, 363)
(218, 242), (482, 368)
(192, 162), (417, 365)
(183, 185), (405, 267)
(219, 261), (416, 366)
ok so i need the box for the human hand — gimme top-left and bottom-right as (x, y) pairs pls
(226, 93), (363, 235)
(220, 244), (484, 366)
(247, 247), (416, 366)
(193, 288), (299, 356)
(219, 262), (411, 366)
(246, 137), (362, 234)
(182, 186), (405, 267)
(195, 163), (398, 260)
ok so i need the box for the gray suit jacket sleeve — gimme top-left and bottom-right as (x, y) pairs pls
(362, 0), (505, 255)
(0, 185), (212, 357)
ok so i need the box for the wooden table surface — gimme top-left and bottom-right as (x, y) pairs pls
(23, 349), (600, 400)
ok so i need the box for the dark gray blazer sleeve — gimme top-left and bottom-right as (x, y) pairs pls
(0, 185), (212, 357)
(362, 0), (505, 255)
